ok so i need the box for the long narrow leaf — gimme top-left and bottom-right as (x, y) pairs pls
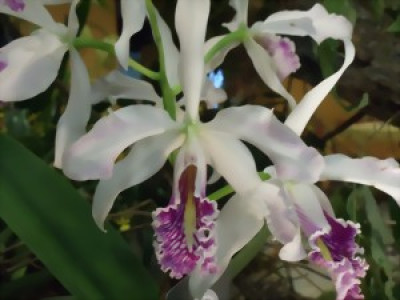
(0, 135), (158, 300)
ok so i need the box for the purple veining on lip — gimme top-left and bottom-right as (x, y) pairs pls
(308, 213), (368, 300)
(153, 165), (218, 279)
(256, 34), (301, 80)
(1, 0), (25, 12)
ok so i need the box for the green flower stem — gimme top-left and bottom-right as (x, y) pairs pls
(204, 26), (248, 64)
(72, 38), (160, 80)
(145, 0), (176, 120)
(170, 26), (249, 97)
(227, 225), (269, 278)
(209, 172), (270, 201)
(208, 185), (234, 201)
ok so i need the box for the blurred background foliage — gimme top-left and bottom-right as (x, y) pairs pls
(0, 0), (399, 299)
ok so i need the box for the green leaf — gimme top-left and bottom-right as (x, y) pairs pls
(369, 0), (385, 18)
(388, 16), (400, 32)
(323, 0), (357, 23)
(363, 187), (396, 300)
(0, 135), (158, 300)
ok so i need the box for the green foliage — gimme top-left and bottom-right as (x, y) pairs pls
(324, 0), (357, 24)
(0, 135), (158, 300)
(388, 16), (400, 32)
(368, 0), (386, 18)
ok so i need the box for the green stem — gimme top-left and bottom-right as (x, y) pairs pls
(145, 0), (176, 120)
(72, 38), (160, 80)
(169, 26), (249, 97)
(209, 172), (270, 201)
(208, 185), (234, 201)
(204, 26), (248, 64)
(227, 225), (269, 278)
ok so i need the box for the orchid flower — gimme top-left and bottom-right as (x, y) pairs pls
(116, 0), (226, 108)
(0, 0), (93, 167)
(0, 0), (77, 102)
(206, 1), (354, 109)
(191, 75), (400, 300)
(190, 153), (400, 300)
(62, 0), (322, 285)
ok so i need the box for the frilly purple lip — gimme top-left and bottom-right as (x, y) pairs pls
(153, 166), (219, 279)
(308, 214), (368, 300)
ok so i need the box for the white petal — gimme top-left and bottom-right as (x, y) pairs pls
(93, 131), (184, 230)
(63, 105), (177, 181)
(115, 0), (146, 69)
(311, 185), (335, 217)
(90, 70), (161, 105)
(244, 39), (297, 108)
(256, 4), (353, 44)
(259, 182), (298, 245)
(285, 183), (330, 232)
(175, 0), (210, 120)
(321, 154), (400, 205)
(204, 35), (239, 74)
(67, 0), (80, 37)
(172, 136), (208, 199)
(206, 105), (324, 183)
(284, 40), (355, 135)
(0, 30), (67, 101)
(54, 49), (90, 168)
(223, 0), (248, 31)
(279, 228), (306, 262)
(156, 9), (180, 88)
(0, 0), (58, 30)
(199, 129), (261, 194)
(189, 192), (265, 299)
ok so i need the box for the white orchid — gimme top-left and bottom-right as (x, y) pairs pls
(189, 28), (400, 300)
(0, 0), (93, 167)
(206, 1), (354, 109)
(63, 0), (322, 286)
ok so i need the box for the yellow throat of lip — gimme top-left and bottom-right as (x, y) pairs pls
(316, 238), (333, 261)
(183, 166), (197, 250)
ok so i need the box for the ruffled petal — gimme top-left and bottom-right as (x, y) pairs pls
(308, 215), (368, 300)
(93, 130), (184, 230)
(206, 105), (324, 183)
(244, 39), (297, 108)
(54, 49), (90, 168)
(284, 40), (355, 135)
(223, 0), (248, 31)
(255, 4), (352, 44)
(1, 0), (25, 11)
(63, 105), (177, 180)
(154, 141), (218, 279)
(189, 190), (265, 299)
(199, 129), (261, 194)
(115, 0), (146, 69)
(0, 30), (67, 101)
(89, 70), (161, 105)
(175, 0), (210, 120)
(0, 0), (59, 30)
(253, 34), (300, 80)
(321, 154), (400, 205)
